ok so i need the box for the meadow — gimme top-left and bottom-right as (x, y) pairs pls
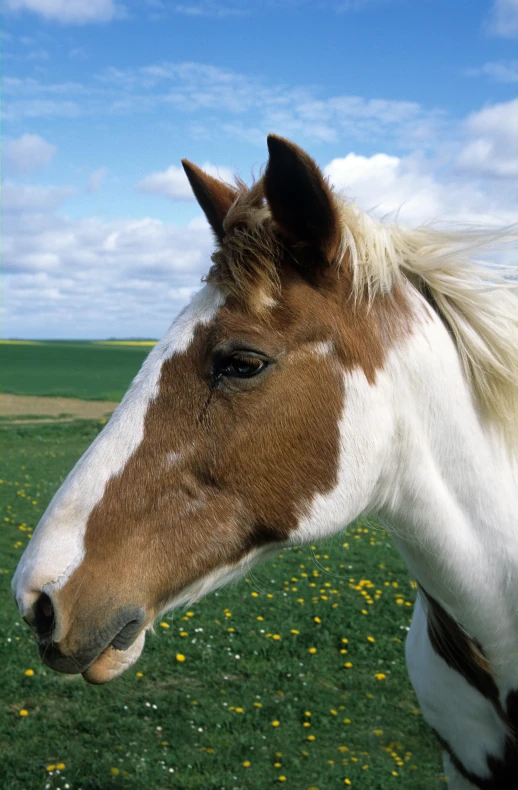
(0, 342), (153, 401)
(0, 341), (444, 789)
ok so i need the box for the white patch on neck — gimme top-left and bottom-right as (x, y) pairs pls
(284, 306), (517, 784)
(12, 285), (225, 620)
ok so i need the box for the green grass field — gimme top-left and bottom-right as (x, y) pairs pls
(0, 342), (154, 401)
(0, 418), (444, 790)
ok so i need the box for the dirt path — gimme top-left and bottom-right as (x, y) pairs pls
(0, 393), (119, 421)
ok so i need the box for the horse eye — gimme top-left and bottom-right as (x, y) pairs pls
(216, 354), (267, 379)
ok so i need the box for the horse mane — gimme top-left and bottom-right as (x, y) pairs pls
(337, 201), (518, 446)
(208, 177), (518, 446)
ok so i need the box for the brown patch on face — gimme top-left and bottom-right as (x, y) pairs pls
(53, 264), (411, 663)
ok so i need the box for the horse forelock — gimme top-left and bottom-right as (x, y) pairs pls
(207, 177), (282, 307)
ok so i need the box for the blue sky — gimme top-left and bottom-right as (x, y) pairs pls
(3, 0), (517, 338)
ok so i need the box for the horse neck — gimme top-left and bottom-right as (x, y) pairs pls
(375, 299), (518, 680)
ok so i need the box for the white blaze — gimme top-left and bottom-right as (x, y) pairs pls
(12, 285), (225, 618)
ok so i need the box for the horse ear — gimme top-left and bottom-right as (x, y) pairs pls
(264, 135), (340, 262)
(182, 160), (237, 242)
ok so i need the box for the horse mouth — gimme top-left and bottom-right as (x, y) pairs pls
(82, 629), (146, 684)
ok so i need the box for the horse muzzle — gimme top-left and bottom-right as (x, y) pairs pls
(27, 592), (147, 681)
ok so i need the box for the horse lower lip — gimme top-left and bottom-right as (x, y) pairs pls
(110, 618), (144, 651)
(82, 630), (146, 684)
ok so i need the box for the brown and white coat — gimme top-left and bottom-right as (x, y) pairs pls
(13, 135), (518, 788)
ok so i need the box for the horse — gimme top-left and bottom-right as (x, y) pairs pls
(12, 135), (518, 788)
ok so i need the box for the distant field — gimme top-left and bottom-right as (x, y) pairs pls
(0, 341), (154, 401)
(0, 420), (443, 790)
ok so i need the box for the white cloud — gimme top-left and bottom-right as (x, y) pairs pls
(3, 182), (214, 338)
(137, 162), (234, 201)
(5, 0), (119, 24)
(325, 101), (518, 227)
(486, 0), (518, 37)
(68, 47), (88, 59)
(324, 153), (516, 228)
(3, 182), (75, 213)
(3, 133), (56, 173)
(464, 60), (518, 83)
(325, 153), (445, 226)
(87, 166), (109, 193)
(2, 76), (93, 121)
(27, 48), (50, 61)
(2, 62), (443, 150)
(174, 3), (247, 17)
(456, 99), (518, 179)
(5, 112), (516, 340)
(3, 72), (516, 338)
(138, 165), (194, 201)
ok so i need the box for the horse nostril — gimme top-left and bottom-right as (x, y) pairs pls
(33, 592), (55, 642)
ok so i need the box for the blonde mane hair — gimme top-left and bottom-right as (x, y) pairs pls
(208, 178), (518, 445)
